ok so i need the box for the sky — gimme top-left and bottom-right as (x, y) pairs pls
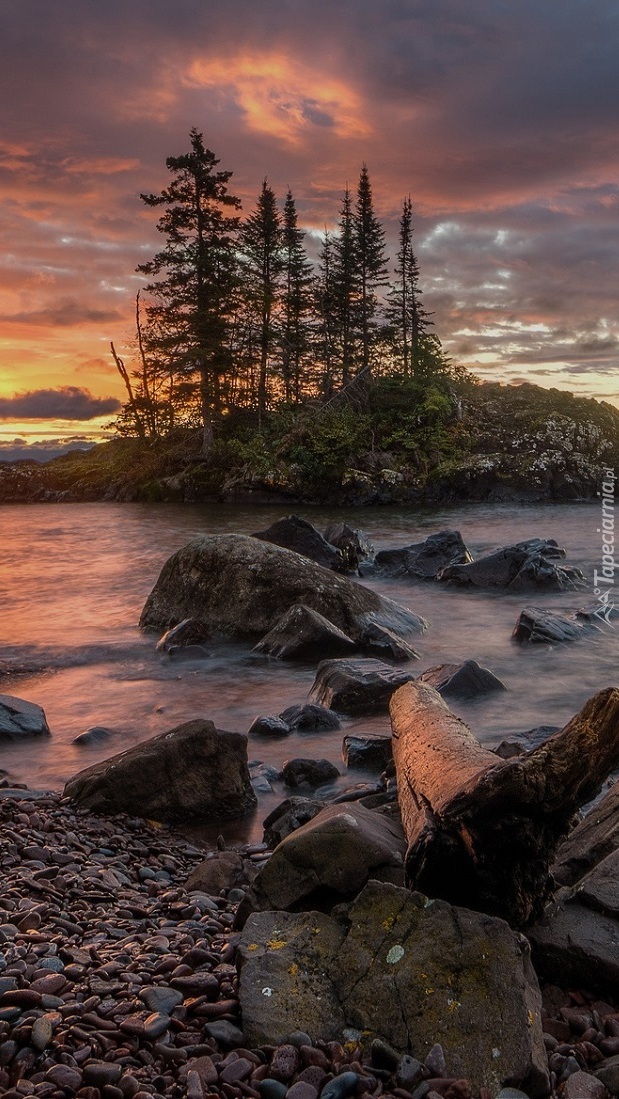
(1, 0), (618, 459)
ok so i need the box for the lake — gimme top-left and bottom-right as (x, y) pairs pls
(0, 499), (616, 842)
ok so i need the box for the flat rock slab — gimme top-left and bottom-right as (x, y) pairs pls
(246, 803), (407, 913)
(529, 895), (619, 992)
(0, 694), (51, 740)
(310, 658), (416, 714)
(253, 604), (356, 660)
(419, 659), (506, 699)
(237, 880), (549, 1098)
(64, 719), (256, 823)
(554, 782), (619, 887)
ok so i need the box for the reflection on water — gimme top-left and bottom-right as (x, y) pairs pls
(0, 500), (616, 843)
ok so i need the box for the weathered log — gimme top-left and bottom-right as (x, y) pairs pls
(390, 681), (619, 926)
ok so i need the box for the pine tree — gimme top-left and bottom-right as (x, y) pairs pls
(386, 196), (432, 376)
(137, 129), (241, 452)
(317, 228), (337, 398)
(241, 180), (284, 416)
(280, 190), (315, 403)
(331, 187), (360, 386)
(354, 164), (389, 377)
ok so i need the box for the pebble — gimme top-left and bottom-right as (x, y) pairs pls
(319, 1071), (360, 1099)
(257, 1080), (288, 1099)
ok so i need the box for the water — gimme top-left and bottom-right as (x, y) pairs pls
(0, 500), (616, 843)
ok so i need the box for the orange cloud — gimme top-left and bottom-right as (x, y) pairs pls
(185, 52), (371, 146)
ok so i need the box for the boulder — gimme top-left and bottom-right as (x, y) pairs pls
(237, 880), (549, 1097)
(262, 796), (328, 848)
(253, 515), (344, 571)
(253, 604), (356, 660)
(278, 704), (340, 732)
(342, 734), (393, 770)
(73, 726), (115, 747)
(139, 534), (427, 644)
(156, 617), (210, 657)
(359, 622), (420, 662)
(0, 694), (51, 741)
(281, 758), (340, 788)
(244, 803), (407, 915)
(374, 530), (472, 580)
(439, 538), (585, 591)
(64, 719), (256, 823)
(419, 659), (507, 699)
(323, 522), (373, 569)
(310, 657), (416, 714)
(185, 850), (246, 895)
(247, 716), (291, 738)
(512, 607), (587, 644)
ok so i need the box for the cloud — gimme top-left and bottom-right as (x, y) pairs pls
(0, 387), (121, 421)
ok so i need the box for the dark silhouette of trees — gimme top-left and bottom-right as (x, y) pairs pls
(241, 180), (284, 418)
(354, 164), (389, 377)
(280, 190), (314, 404)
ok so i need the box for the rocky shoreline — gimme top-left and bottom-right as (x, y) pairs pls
(0, 787), (617, 1099)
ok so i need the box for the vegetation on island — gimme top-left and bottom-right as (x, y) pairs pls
(1, 131), (618, 505)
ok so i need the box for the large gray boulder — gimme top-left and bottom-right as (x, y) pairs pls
(64, 719), (256, 823)
(0, 694), (51, 741)
(439, 538), (585, 592)
(374, 530), (472, 580)
(245, 802), (407, 913)
(310, 657), (416, 714)
(237, 880), (549, 1097)
(140, 534), (426, 642)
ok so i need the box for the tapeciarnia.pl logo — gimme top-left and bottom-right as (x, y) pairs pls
(593, 468), (616, 626)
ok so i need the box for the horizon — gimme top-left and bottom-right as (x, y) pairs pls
(1, 0), (618, 459)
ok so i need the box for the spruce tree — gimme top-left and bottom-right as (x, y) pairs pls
(354, 164), (389, 377)
(386, 196), (432, 376)
(331, 187), (360, 386)
(241, 180), (284, 416)
(281, 190), (315, 403)
(137, 129), (241, 452)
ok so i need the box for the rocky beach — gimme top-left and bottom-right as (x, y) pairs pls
(2, 517), (619, 1099)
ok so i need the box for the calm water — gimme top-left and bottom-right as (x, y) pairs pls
(0, 500), (616, 842)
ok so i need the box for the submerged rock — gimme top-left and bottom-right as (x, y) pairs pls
(323, 522), (373, 569)
(281, 757), (340, 788)
(342, 734), (393, 770)
(419, 659), (507, 699)
(0, 694), (51, 741)
(155, 617), (210, 656)
(278, 703), (341, 732)
(253, 515), (344, 571)
(253, 604), (356, 660)
(310, 657), (416, 714)
(64, 719), (256, 823)
(439, 538), (585, 592)
(359, 622), (419, 662)
(248, 715), (291, 738)
(512, 607), (587, 644)
(139, 534), (427, 643)
(73, 725), (116, 746)
(374, 529), (472, 580)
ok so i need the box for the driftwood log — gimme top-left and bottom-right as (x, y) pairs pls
(390, 682), (619, 926)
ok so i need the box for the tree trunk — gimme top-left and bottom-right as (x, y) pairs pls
(390, 681), (619, 927)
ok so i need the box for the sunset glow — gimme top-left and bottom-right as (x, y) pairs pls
(0, 1), (618, 457)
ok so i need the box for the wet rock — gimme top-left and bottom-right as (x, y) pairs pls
(419, 659), (507, 699)
(237, 910), (347, 1045)
(342, 735), (393, 770)
(281, 758), (340, 788)
(64, 719), (256, 822)
(245, 802), (406, 915)
(512, 607), (587, 644)
(203, 1019), (244, 1047)
(310, 657), (416, 714)
(253, 605), (356, 660)
(253, 515), (344, 571)
(73, 725), (116, 746)
(562, 1070), (608, 1098)
(139, 986), (183, 1015)
(262, 797), (328, 848)
(83, 1062), (123, 1087)
(320, 1072), (360, 1099)
(323, 522), (373, 569)
(139, 534), (427, 643)
(374, 530), (472, 580)
(248, 715), (291, 738)
(439, 538), (585, 592)
(359, 622), (420, 662)
(156, 617), (210, 656)
(0, 694), (51, 741)
(279, 704), (341, 732)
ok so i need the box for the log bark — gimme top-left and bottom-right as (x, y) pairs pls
(390, 682), (619, 926)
